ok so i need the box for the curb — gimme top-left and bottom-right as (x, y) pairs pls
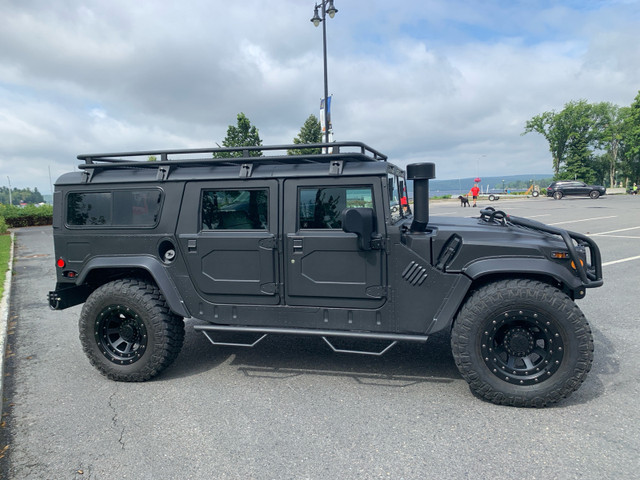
(0, 231), (15, 397)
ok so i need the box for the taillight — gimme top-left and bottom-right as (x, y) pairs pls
(56, 258), (66, 268)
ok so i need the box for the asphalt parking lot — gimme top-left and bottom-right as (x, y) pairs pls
(1, 194), (639, 479)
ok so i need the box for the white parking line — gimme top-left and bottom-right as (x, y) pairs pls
(591, 226), (640, 236)
(548, 215), (618, 226)
(596, 235), (640, 239)
(603, 255), (640, 267)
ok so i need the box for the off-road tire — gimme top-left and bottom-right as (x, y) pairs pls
(451, 279), (593, 407)
(553, 191), (563, 200)
(589, 190), (600, 199)
(79, 278), (185, 381)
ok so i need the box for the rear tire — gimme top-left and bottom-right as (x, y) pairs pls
(589, 190), (600, 199)
(79, 278), (185, 381)
(553, 191), (563, 200)
(451, 279), (593, 407)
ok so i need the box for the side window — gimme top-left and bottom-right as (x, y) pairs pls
(67, 192), (112, 226)
(299, 186), (373, 229)
(387, 172), (410, 224)
(67, 190), (162, 227)
(201, 189), (268, 230)
(388, 173), (401, 224)
(114, 190), (162, 225)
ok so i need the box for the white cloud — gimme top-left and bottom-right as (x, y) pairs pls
(1, 0), (639, 194)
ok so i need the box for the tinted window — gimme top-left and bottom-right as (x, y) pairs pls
(201, 189), (268, 230)
(299, 186), (374, 229)
(67, 190), (162, 227)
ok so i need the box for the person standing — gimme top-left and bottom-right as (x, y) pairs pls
(470, 183), (480, 207)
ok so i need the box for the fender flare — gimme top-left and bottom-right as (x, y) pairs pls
(77, 256), (191, 318)
(462, 257), (584, 292)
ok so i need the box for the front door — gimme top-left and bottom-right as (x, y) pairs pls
(283, 177), (386, 309)
(177, 180), (279, 305)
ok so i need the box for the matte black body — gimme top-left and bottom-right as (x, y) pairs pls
(49, 142), (603, 340)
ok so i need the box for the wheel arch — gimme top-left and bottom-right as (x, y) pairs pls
(78, 256), (190, 318)
(427, 259), (584, 335)
(463, 258), (583, 297)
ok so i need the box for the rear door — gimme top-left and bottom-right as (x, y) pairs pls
(283, 177), (387, 309)
(177, 180), (279, 305)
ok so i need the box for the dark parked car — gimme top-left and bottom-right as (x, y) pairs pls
(546, 180), (606, 199)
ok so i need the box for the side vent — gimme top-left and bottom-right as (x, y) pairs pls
(401, 261), (429, 286)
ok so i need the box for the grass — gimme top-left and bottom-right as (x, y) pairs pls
(431, 194), (452, 200)
(0, 234), (12, 300)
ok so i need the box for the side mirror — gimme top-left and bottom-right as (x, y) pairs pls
(342, 208), (376, 251)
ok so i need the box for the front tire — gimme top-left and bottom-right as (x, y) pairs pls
(589, 190), (600, 199)
(79, 278), (185, 381)
(451, 279), (593, 407)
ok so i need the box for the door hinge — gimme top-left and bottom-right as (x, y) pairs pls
(365, 285), (386, 298)
(260, 282), (278, 295)
(259, 237), (277, 249)
(370, 234), (385, 250)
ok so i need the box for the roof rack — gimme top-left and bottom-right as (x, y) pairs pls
(77, 141), (387, 168)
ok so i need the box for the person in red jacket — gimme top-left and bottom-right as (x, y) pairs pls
(470, 184), (480, 207)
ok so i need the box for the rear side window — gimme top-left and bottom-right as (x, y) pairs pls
(201, 189), (268, 230)
(67, 190), (162, 227)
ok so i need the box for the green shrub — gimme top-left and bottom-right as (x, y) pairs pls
(0, 216), (7, 234)
(0, 204), (53, 227)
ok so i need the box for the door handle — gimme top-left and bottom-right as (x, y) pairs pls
(292, 238), (303, 252)
(187, 239), (197, 253)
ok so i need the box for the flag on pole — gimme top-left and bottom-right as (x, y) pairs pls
(320, 96), (332, 134)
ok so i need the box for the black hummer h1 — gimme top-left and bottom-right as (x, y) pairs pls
(49, 142), (603, 407)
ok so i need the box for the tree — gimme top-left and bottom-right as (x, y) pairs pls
(523, 110), (571, 176)
(621, 91), (640, 184)
(524, 100), (601, 182)
(288, 114), (322, 155)
(560, 100), (598, 183)
(0, 186), (44, 205)
(592, 102), (628, 187)
(213, 113), (262, 158)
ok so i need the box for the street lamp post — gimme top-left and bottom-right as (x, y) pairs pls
(6, 176), (11, 206)
(310, 0), (338, 144)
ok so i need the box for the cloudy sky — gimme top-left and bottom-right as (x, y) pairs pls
(1, 0), (639, 195)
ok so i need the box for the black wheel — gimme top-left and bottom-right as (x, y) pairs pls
(488, 194), (496, 201)
(589, 190), (600, 199)
(79, 278), (185, 381)
(451, 279), (593, 407)
(532, 191), (540, 198)
(553, 191), (563, 200)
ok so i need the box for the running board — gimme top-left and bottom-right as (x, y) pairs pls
(194, 324), (429, 356)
